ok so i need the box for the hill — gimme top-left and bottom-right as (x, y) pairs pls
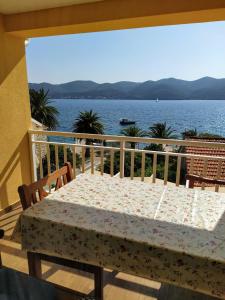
(29, 77), (225, 100)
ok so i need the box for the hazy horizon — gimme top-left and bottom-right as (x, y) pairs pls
(30, 76), (225, 85)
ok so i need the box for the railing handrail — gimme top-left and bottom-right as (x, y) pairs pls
(32, 140), (225, 161)
(29, 129), (225, 192)
(29, 129), (225, 149)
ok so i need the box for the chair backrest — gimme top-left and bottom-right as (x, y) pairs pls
(18, 162), (73, 210)
(186, 174), (225, 190)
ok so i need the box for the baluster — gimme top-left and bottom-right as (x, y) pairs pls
(176, 156), (182, 187)
(120, 140), (125, 178)
(28, 132), (37, 181)
(91, 147), (95, 175)
(39, 143), (43, 179)
(82, 147), (85, 173)
(201, 158), (208, 190)
(63, 145), (67, 163)
(73, 146), (76, 179)
(164, 154), (169, 185)
(47, 144), (51, 175)
(141, 152), (146, 182)
(190, 157), (194, 174)
(152, 153), (157, 183)
(110, 149), (114, 177)
(215, 160), (222, 192)
(100, 148), (104, 175)
(130, 150), (135, 180)
(55, 145), (59, 170)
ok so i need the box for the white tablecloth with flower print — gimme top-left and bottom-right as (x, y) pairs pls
(20, 174), (225, 298)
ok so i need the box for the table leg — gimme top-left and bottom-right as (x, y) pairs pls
(94, 267), (103, 300)
(27, 252), (42, 279)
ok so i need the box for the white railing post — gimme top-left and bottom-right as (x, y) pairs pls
(28, 131), (37, 182)
(130, 150), (135, 180)
(110, 149), (114, 177)
(141, 152), (146, 181)
(91, 147), (95, 175)
(120, 140), (125, 178)
(201, 158), (208, 190)
(39, 144), (43, 178)
(152, 153), (157, 183)
(72, 146), (76, 179)
(63, 145), (67, 163)
(47, 144), (51, 175)
(55, 145), (59, 170)
(82, 147), (85, 173)
(176, 156), (182, 187)
(215, 160), (222, 192)
(164, 154), (169, 185)
(100, 148), (104, 175)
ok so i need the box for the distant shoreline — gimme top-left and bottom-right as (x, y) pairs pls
(50, 98), (225, 101)
(30, 77), (225, 100)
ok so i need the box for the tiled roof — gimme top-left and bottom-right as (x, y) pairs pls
(185, 137), (225, 186)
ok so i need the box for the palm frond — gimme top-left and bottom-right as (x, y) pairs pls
(148, 122), (176, 139)
(29, 88), (59, 130)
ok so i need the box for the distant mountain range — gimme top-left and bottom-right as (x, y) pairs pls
(29, 77), (225, 100)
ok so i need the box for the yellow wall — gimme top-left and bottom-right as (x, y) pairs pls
(0, 14), (32, 209)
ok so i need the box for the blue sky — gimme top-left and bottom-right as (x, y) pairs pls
(26, 21), (225, 84)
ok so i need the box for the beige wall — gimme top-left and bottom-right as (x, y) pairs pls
(0, 14), (32, 209)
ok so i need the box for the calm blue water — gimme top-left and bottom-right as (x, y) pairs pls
(52, 99), (225, 138)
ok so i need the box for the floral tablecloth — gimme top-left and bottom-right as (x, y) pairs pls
(20, 174), (225, 298)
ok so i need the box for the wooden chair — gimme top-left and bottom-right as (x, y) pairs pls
(18, 162), (103, 300)
(18, 162), (73, 210)
(186, 174), (225, 190)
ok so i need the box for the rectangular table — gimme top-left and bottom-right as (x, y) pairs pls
(19, 174), (225, 299)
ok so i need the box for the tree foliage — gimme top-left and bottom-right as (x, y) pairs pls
(182, 128), (198, 139)
(73, 110), (104, 136)
(148, 122), (176, 139)
(104, 151), (152, 177)
(40, 145), (81, 178)
(72, 110), (104, 157)
(30, 88), (59, 129)
(121, 125), (146, 148)
(182, 128), (222, 139)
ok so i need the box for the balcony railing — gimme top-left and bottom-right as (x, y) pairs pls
(29, 130), (225, 192)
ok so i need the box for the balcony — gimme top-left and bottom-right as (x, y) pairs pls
(29, 129), (225, 192)
(1, 129), (225, 300)
(2, 1), (225, 298)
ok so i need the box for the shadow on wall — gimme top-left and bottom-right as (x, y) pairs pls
(0, 20), (32, 210)
(0, 134), (31, 209)
(0, 22), (26, 85)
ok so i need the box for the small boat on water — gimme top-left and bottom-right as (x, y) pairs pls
(120, 118), (136, 125)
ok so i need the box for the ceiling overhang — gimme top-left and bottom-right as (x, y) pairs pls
(0, 0), (102, 15)
(2, 0), (225, 38)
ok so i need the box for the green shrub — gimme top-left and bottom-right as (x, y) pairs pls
(37, 144), (81, 178)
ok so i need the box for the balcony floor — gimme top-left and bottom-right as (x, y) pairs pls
(0, 204), (218, 300)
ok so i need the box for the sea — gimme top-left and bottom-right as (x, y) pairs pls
(51, 99), (225, 139)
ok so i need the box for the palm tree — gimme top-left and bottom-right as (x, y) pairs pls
(148, 122), (176, 139)
(72, 110), (104, 156)
(182, 128), (198, 139)
(30, 88), (59, 129)
(121, 125), (146, 148)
